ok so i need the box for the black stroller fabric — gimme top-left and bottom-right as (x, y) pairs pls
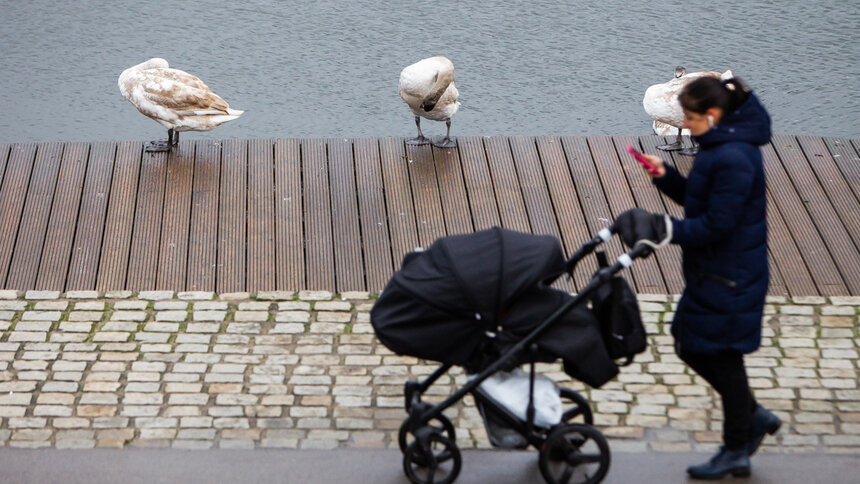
(371, 227), (619, 388)
(590, 275), (647, 365)
(590, 251), (648, 365)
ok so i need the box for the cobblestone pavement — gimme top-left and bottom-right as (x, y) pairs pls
(0, 290), (857, 453)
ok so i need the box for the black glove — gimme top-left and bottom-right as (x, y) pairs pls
(611, 208), (672, 250)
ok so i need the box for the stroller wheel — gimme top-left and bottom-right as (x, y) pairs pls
(399, 414), (457, 455)
(403, 432), (462, 484)
(538, 423), (610, 484)
(560, 388), (594, 425)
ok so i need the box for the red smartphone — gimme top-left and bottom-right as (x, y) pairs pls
(627, 145), (660, 175)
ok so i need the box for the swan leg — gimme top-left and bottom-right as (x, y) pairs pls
(145, 129), (173, 152)
(405, 116), (431, 145)
(432, 119), (457, 148)
(656, 127), (684, 151)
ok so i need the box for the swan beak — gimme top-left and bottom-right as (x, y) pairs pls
(421, 102), (436, 112)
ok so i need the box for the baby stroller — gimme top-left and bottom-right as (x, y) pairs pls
(371, 227), (654, 484)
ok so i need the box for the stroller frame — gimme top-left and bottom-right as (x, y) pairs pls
(397, 231), (655, 484)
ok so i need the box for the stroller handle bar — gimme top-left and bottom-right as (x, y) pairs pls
(564, 228), (612, 275)
(565, 227), (656, 276)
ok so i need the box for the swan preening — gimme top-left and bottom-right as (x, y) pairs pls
(643, 66), (732, 155)
(119, 58), (243, 152)
(398, 56), (460, 148)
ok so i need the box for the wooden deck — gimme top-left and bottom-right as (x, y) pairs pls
(0, 135), (857, 296)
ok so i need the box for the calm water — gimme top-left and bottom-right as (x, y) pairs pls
(1, 0), (858, 143)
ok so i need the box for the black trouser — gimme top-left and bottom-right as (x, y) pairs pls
(677, 348), (757, 450)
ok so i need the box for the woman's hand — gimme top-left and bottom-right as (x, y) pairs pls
(642, 154), (666, 178)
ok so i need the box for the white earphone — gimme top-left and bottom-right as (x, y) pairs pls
(707, 115), (714, 128)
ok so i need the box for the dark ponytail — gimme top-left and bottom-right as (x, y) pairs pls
(678, 76), (750, 115)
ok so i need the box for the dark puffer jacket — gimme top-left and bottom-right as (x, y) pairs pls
(653, 93), (771, 354)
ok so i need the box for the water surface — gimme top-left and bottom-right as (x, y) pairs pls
(1, 0), (858, 142)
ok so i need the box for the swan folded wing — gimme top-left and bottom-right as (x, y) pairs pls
(136, 73), (232, 116)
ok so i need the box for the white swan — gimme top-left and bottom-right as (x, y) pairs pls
(119, 58), (243, 152)
(643, 66), (732, 155)
(398, 56), (460, 148)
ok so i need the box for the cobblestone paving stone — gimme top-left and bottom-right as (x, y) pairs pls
(0, 289), (857, 453)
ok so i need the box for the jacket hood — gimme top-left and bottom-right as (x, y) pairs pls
(694, 92), (772, 148)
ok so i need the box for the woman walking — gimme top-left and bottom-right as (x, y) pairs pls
(611, 76), (781, 479)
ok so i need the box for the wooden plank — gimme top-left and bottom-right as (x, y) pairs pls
(761, 142), (847, 295)
(327, 138), (364, 291)
(156, 140), (195, 291)
(797, 136), (860, 253)
(771, 134), (860, 294)
(483, 137), (530, 232)
(0, 143), (10, 187)
(274, 139), (304, 290)
(764, 199), (811, 296)
(0, 143), (38, 286)
(616, 136), (684, 295)
(588, 136), (666, 294)
(6, 142), (64, 289)
(535, 136), (594, 289)
(379, 137), (419, 267)
(456, 136), (501, 231)
(353, 138), (393, 292)
(126, 149), (168, 290)
(217, 138), (248, 293)
(186, 140), (221, 292)
(559, 136), (634, 290)
(66, 142), (116, 290)
(432, 144), (473, 236)
(247, 139), (276, 292)
(823, 137), (860, 204)
(97, 141), (142, 291)
(302, 138), (334, 290)
(509, 136), (561, 239)
(36, 142), (90, 290)
(766, 252), (789, 297)
(405, 143), (446, 247)
(508, 136), (572, 292)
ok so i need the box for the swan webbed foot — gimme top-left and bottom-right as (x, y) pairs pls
(432, 137), (457, 148)
(147, 128), (178, 152)
(145, 140), (173, 152)
(405, 136), (432, 146)
(656, 139), (683, 151)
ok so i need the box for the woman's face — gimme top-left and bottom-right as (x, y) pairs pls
(682, 108), (722, 136)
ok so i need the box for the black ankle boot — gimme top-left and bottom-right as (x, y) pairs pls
(687, 446), (750, 480)
(748, 405), (781, 455)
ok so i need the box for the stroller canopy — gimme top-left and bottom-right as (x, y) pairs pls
(371, 227), (569, 365)
(393, 227), (565, 325)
